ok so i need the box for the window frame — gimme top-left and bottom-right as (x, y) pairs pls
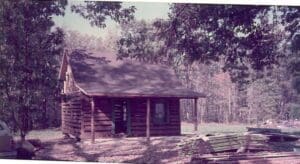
(151, 99), (169, 125)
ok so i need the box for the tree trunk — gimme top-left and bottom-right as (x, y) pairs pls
(228, 84), (232, 123)
(42, 98), (47, 128)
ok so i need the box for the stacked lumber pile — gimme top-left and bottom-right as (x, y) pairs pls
(203, 133), (270, 153)
(178, 133), (270, 156)
(191, 152), (300, 163)
(178, 135), (210, 155)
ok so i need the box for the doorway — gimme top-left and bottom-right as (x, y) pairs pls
(112, 99), (130, 135)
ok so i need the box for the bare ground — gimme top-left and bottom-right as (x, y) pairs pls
(34, 135), (191, 163)
(28, 122), (300, 163)
(30, 122), (246, 163)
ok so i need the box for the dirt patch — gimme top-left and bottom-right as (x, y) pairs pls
(34, 136), (191, 163)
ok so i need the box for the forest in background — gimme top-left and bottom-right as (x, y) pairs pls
(0, 1), (299, 140)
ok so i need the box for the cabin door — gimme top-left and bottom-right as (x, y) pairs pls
(112, 99), (130, 135)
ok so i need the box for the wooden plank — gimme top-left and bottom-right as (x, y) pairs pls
(194, 152), (300, 162)
(111, 99), (115, 135)
(127, 100), (132, 136)
(132, 130), (180, 136)
(192, 154), (296, 163)
(194, 98), (198, 131)
(61, 98), (65, 132)
(91, 98), (95, 144)
(131, 126), (180, 131)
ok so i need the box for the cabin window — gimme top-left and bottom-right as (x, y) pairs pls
(152, 100), (169, 124)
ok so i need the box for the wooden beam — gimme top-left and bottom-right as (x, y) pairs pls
(91, 97), (95, 144)
(126, 100), (131, 136)
(61, 97), (66, 135)
(111, 99), (115, 135)
(146, 98), (151, 143)
(194, 98), (198, 131)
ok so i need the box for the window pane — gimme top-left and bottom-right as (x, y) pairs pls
(155, 103), (165, 123)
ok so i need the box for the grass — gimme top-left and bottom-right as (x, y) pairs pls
(13, 127), (62, 141)
(181, 122), (248, 135)
(23, 123), (249, 141)
(17, 122), (300, 141)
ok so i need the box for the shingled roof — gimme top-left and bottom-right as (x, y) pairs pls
(59, 49), (205, 98)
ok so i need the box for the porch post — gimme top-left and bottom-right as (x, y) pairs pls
(194, 98), (198, 132)
(91, 97), (95, 144)
(146, 98), (150, 143)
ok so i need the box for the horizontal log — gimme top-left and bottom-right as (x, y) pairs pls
(84, 124), (111, 128)
(62, 103), (82, 107)
(64, 118), (81, 122)
(131, 121), (180, 126)
(63, 112), (81, 116)
(131, 128), (180, 133)
(62, 129), (81, 135)
(62, 101), (82, 105)
(83, 115), (111, 120)
(64, 120), (81, 125)
(63, 125), (81, 130)
(83, 126), (111, 131)
(194, 153), (300, 163)
(83, 121), (112, 125)
(131, 124), (180, 129)
(206, 136), (267, 144)
(64, 119), (81, 122)
(81, 132), (112, 138)
(198, 152), (300, 159)
(84, 129), (111, 133)
(131, 131), (180, 136)
(84, 111), (111, 116)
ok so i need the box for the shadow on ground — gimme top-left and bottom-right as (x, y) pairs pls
(34, 136), (189, 163)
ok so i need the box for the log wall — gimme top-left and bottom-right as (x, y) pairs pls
(81, 98), (113, 138)
(130, 98), (181, 137)
(61, 94), (82, 137)
(62, 96), (181, 139)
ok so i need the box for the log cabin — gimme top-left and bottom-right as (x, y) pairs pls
(58, 49), (205, 142)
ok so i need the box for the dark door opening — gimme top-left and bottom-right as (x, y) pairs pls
(113, 99), (128, 134)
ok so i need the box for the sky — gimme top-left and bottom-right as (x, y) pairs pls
(53, 1), (170, 38)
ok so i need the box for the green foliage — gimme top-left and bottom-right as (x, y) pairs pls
(289, 103), (300, 119)
(0, 0), (67, 139)
(116, 4), (300, 123)
(71, 1), (136, 28)
(153, 5), (299, 85)
(290, 33), (300, 94)
(117, 20), (168, 63)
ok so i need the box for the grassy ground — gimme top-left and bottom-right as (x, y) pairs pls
(181, 122), (248, 135)
(24, 122), (300, 163)
(23, 122), (249, 141)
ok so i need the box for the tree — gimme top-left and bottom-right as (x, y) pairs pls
(64, 30), (107, 51)
(71, 1), (135, 28)
(290, 33), (300, 93)
(117, 20), (168, 63)
(116, 4), (300, 124)
(0, 1), (137, 141)
(154, 5), (299, 84)
(0, 0), (67, 141)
